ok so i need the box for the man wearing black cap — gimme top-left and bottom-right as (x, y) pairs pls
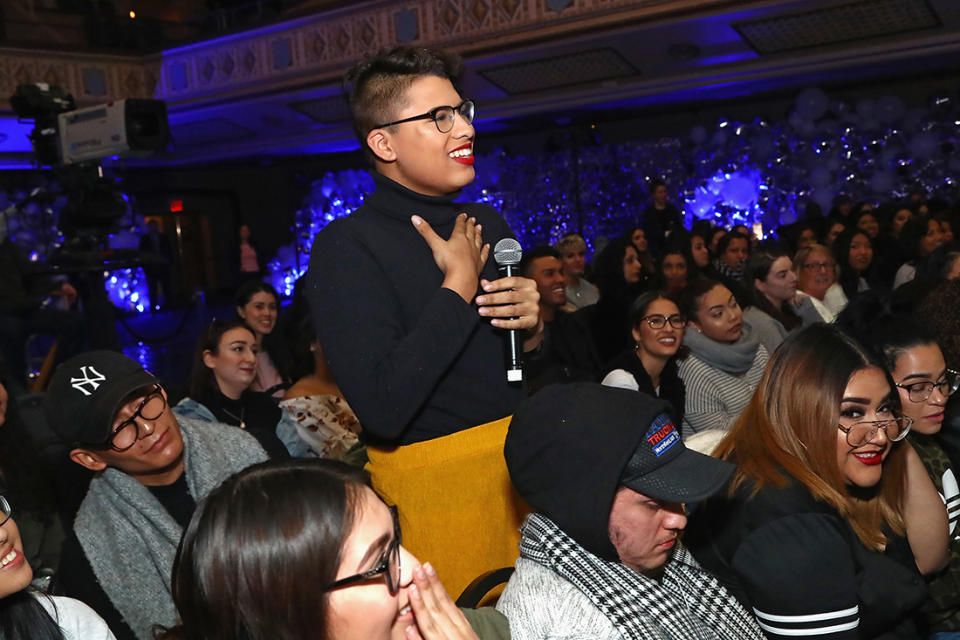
(497, 383), (764, 640)
(45, 350), (268, 640)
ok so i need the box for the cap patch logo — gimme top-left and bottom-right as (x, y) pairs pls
(71, 365), (106, 396)
(645, 413), (679, 457)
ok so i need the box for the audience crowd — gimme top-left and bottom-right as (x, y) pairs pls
(2, 44), (960, 640)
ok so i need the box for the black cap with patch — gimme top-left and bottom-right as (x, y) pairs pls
(44, 350), (158, 446)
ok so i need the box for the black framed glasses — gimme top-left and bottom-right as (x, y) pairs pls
(0, 495), (10, 527)
(375, 100), (475, 133)
(896, 370), (960, 403)
(321, 505), (402, 595)
(641, 314), (686, 329)
(94, 384), (167, 452)
(837, 416), (912, 447)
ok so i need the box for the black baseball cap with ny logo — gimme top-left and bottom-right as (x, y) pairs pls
(44, 350), (159, 446)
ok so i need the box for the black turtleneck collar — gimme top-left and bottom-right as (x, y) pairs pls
(367, 171), (464, 226)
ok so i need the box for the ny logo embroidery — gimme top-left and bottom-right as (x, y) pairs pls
(71, 366), (106, 396)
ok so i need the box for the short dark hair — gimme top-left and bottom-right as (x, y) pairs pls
(162, 459), (373, 640)
(519, 245), (561, 277)
(343, 46), (463, 155)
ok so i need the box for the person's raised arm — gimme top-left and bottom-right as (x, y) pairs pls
(901, 441), (950, 574)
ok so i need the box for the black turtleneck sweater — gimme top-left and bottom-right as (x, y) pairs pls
(305, 172), (523, 445)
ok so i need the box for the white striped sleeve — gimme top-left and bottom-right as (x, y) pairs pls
(752, 606), (859, 637)
(731, 513), (861, 639)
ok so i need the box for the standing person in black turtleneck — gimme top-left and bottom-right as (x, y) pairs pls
(304, 45), (542, 595)
(307, 46), (542, 446)
(172, 319), (292, 460)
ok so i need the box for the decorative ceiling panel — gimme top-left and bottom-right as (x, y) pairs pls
(479, 48), (637, 95)
(734, 0), (940, 54)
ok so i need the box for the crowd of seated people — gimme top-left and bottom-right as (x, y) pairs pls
(3, 42), (960, 640)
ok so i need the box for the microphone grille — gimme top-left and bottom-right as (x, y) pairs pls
(493, 238), (522, 266)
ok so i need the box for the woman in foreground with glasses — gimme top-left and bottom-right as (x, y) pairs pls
(157, 459), (493, 640)
(0, 491), (115, 639)
(600, 291), (686, 427)
(685, 324), (947, 640)
(845, 300), (960, 636)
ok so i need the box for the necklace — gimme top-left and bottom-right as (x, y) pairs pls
(221, 406), (246, 429)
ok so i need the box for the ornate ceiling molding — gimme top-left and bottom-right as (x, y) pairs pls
(0, 47), (157, 106)
(0, 0), (730, 109)
(151, 0), (727, 106)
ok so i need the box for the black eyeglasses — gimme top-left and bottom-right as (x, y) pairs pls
(896, 370), (960, 404)
(837, 417), (912, 447)
(321, 505), (402, 595)
(0, 495), (10, 527)
(375, 100), (475, 134)
(91, 384), (167, 452)
(640, 314), (686, 329)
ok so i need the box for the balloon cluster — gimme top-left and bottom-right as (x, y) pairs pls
(267, 170), (374, 297)
(105, 268), (150, 313)
(270, 85), (960, 282)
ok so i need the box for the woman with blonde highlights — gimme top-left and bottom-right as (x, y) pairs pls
(686, 324), (947, 640)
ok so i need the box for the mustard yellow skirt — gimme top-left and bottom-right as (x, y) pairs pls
(365, 416), (529, 599)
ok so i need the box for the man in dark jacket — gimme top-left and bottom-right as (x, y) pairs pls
(497, 383), (763, 640)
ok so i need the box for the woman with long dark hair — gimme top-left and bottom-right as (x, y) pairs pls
(584, 236), (648, 363)
(740, 248), (820, 355)
(892, 217), (946, 289)
(173, 319), (300, 459)
(157, 459), (493, 640)
(600, 291), (686, 427)
(832, 228), (875, 299)
(0, 487), (115, 639)
(686, 324), (948, 640)
(234, 281), (290, 397)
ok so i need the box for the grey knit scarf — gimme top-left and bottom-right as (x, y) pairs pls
(73, 416), (268, 640)
(519, 513), (765, 640)
(682, 321), (760, 375)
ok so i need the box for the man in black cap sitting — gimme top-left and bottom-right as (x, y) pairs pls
(497, 383), (765, 640)
(44, 350), (268, 640)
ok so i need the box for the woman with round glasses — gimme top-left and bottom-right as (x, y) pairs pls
(157, 459), (496, 640)
(0, 492), (116, 639)
(847, 303), (960, 635)
(585, 236), (650, 363)
(792, 244), (847, 322)
(686, 324), (947, 640)
(601, 291), (686, 426)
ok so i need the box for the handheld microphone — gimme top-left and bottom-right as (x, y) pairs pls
(493, 238), (524, 383)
